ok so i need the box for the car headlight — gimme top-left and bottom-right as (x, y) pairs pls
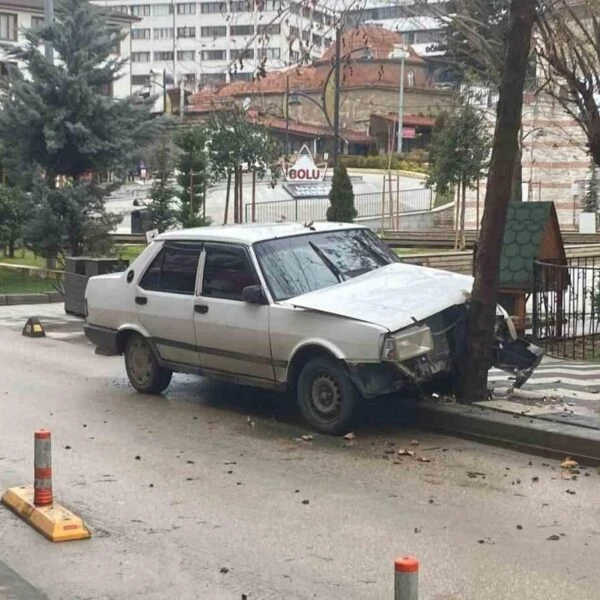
(382, 325), (434, 363)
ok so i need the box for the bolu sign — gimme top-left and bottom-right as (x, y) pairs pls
(286, 144), (325, 182)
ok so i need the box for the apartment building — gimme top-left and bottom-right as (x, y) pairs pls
(0, 0), (135, 97)
(95, 0), (315, 93)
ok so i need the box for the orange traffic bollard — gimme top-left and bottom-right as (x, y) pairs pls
(34, 430), (53, 506)
(394, 556), (419, 600)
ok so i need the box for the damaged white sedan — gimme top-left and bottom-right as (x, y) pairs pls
(84, 223), (543, 434)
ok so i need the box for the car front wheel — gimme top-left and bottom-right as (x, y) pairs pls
(297, 356), (362, 435)
(125, 333), (173, 394)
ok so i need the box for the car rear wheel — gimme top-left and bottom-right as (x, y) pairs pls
(125, 333), (172, 394)
(297, 356), (362, 435)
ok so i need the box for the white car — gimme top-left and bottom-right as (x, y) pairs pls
(84, 222), (542, 434)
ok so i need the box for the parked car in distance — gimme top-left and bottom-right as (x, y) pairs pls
(84, 222), (543, 434)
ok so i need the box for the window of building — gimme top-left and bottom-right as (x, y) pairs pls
(132, 74), (151, 86)
(230, 24), (254, 36)
(201, 49), (226, 60)
(262, 0), (282, 10)
(202, 246), (258, 301)
(259, 47), (280, 59)
(230, 72), (252, 82)
(301, 30), (309, 42)
(176, 2), (196, 14)
(131, 51), (151, 63)
(141, 244), (202, 295)
(0, 13), (17, 41)
(200, 72), (226, 84)
(154, 51), (174, 61)
(200, 1), (225, 13)
(31, 16), (45, 30)
(301, 6), (310, 17)
(289, 25), (299, 38)
(200, 25), (226, 37)
(177, 50), (195, 61)
(154, 28), (173, 39)
(257, 23), (280, 35)
(407, 70), (415, 88)
(290, 50), (300, 62)
(131, 4), (151, 16)
(323, 37), (331, 48)
(311, 33), (321, 46)
(152, 3), (173, 15)
(231, 48), (253, 60)
(113, 5), (129, 13)
(132, 28), (151, 39)
(177, 26), (196, 38)
(289, 3), (299, 14)
(183, 73), (197, 84)
(230, 0), (251, 12)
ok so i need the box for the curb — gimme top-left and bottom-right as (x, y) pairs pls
(417, 400), (600, 465)
(0, 293), (64, 306)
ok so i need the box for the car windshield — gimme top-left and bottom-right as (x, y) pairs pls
(254, 228), (399, 301)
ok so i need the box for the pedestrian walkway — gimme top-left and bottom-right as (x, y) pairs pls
(489, 356), (600, 401)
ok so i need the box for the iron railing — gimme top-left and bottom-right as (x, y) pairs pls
(244, 188), (433, 223)
(532, 256), (600, 360)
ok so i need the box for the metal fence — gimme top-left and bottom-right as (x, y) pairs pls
(244, 188), (433, 223)
(532, 257), (600, 360)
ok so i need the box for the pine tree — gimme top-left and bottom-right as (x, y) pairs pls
(0, 0), (162, 258)
(174, 127), (211, 228)
(327, 162), (357, 222)
(148, 138), (178, 232)
(583, 162), (599, 213)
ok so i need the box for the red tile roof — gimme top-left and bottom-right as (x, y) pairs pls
(373, 113), (435, 127)
(254, 116), (373, 143)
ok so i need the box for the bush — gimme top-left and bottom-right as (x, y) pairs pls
(327, 163), (357, 222)
(340, 154), (428, 174)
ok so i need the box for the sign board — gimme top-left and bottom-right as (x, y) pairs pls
(286, 144), (324, 182)
(145, 229), (159, 244)
(283, 182), (331, 198)
(402, 127), (416, 139)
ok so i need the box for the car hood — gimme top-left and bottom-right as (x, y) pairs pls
(281, 263), (475, 331)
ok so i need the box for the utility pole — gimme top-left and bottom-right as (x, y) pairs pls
(332, 27), (341, 169)
(179, 77), (184, 120)
(395, 47), (407, 155)
(285, 74), (290, 158)
(44, 0), (53, 63)
(162, 68), (167, 114)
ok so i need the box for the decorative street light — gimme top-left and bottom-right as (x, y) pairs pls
(391, 44), (410, 155)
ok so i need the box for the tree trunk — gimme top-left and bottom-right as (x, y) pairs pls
(457, 0), (537, 404)
(454, 186), (460, 250)
(224, 171), (232, 225)
(238, 167), (244, 223)
(233, 168), (239, 224)
(459, 178), (467, 250)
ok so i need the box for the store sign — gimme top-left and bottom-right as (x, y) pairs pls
(286, 144), (324, 182)
(402, 127), (416, 139)
(284, 182), (331, 198)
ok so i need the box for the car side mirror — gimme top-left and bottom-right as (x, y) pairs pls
(241, 284), (268, 305)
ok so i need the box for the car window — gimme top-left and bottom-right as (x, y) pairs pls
(254, 228), (398, 301)
(139, 243), (202, 295)
(202, 245), (258, 301)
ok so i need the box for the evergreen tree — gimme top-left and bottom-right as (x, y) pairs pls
(327, 162), (357, 222)
(147, 137), (178, 232)
(0, 0), (162, 258)
(583, 162), (599, 213)
(174, 127), (211, 228)
(0, 185), (26, 258)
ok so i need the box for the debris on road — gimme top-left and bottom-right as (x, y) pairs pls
(546, 534), (561, 541)
(134, 455), (141, 461)
(516, 525), (523, 530)
(302, 499), (310, 505)
(561, 458), (578, 470)
(299, 435), (313, 442)
(220, 567), (230, 574)
(343, 432), (355, 441)
(397, 449), (415, 457)
(410, 440), (420, 446)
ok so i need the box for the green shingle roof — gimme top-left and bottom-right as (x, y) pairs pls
(499, 202), (554, 289)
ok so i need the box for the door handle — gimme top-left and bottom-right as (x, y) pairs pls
(135, 296), (147, 306)
(195, 304), (209, 314)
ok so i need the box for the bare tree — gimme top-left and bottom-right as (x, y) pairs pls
(536, 0), (600, 167)
(458, 0), (537, 403)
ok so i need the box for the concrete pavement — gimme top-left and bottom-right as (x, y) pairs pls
(1, 318), (600, 599)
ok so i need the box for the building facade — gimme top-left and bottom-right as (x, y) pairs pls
(0, 0), (135, 97)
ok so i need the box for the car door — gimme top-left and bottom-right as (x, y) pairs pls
(193, 243), (274, 381)
(135, 241), (202, 367)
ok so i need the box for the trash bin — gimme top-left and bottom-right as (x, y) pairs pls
(131, 209), (151, 234)
(64, 257), (129, 316)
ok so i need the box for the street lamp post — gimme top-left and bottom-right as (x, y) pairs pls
(332, 27), (342, 168)
(393, 44), (409, 155)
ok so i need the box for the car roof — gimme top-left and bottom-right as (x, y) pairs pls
(156, 222), (366, 245)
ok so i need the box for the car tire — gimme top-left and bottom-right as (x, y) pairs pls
(297, 356), (362, 435)
(124, 333), (172, 394)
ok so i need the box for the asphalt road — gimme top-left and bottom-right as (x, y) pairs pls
(0, 323), (599, 600)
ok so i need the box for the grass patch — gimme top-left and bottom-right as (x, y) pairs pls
(113, 244), (144, 264)
(0, 269), (59, 293)
(0, 250), (45, 268)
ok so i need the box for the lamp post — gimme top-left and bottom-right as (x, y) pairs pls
(392, 44), (409, 155)
(332, 27), (342, 168)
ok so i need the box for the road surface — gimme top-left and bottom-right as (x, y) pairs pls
(0, 316), (598, 600)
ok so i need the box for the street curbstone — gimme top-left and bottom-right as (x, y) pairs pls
(418, 400), (600, 465)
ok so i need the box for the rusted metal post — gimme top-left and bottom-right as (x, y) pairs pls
(34, 430), (53, 506)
